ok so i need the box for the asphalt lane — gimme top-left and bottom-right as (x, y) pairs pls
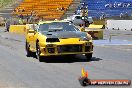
(0, 29), (132, 88)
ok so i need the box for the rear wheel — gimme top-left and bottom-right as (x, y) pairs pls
(25, 42), (33, 57)
(85, 53), (92, 61)
(36, 42), (43, 62)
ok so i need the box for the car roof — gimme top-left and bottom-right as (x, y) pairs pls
(38, 20), (69, 25)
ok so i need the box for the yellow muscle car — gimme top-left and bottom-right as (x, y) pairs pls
(25, 21), (93, 62)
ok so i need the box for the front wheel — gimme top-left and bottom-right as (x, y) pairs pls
(36, 42), (43, 62)
(85, 53), (92, 61)
(25, 42), (33, 57)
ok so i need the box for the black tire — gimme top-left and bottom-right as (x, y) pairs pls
(79, 77), (90, 86)
(67, 54), (76, 57)
(85, 53), (92, 61)
(25, 42), (33, 57)
(36, 42), (43, 62)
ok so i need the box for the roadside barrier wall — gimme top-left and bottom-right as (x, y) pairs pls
(88, 24), (104, 29)
(85, 29), (103, 40)
(9, 24), (103, 40)
(9, 25), (27, 34)
(106, 20), (132, 31)
(81, 24), (104, 40)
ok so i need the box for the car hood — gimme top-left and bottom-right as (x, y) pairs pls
(40, 31), (87, 39)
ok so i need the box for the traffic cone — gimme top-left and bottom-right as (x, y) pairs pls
(81, 67), (88, 78)
(79, 67), (91, 86)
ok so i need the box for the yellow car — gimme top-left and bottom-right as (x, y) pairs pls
(25, 21), (93, 62)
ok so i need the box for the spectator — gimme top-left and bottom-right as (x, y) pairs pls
(124, 12), (129, 19)
(22, 9), (25, 12)
(59, 6), (65, 11)
(100, 14), (106, 20)
(17, 8), (20, 12)
(39, 17), (44, 22)
(30, 10), (36, 16)
(61, 7), (65, 10)
(34, 15), (38, 22)
(120, 13), (123, 18)
(13, 9), (16, 12)
(29, 15), (33, 23)
(26, 14), (29, 23)
(19, 14), (24, 19)
(5, 20), (10, 32)
(57, 7), (59, 11)
(12, 18), (17, 25)
(21, 7), (25, 12)
(16, 8), (18, 12)
(19, 18), (24, 25)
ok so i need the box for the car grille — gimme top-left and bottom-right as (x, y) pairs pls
(57, 45), (82, 53)
(85, 46), (91, 52)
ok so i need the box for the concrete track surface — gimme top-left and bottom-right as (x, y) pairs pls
(0, 28), (132, 88)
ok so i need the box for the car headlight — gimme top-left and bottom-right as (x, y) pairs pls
(85, 42), (91, 46)
(47, 48), (55, 53)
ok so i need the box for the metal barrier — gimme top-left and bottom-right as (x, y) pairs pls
(108, 33), (132, 42)
(85, 28), (103, 40)
(88, 24), (104, 29)
(9, 25), (27, 34)
(106, 20), (132, 31)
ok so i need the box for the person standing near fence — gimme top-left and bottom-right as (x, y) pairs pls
(26, 14), (29, 23)
(5, 19), (10, 32)
(19, 18), (24, 25)
(19, 14), (24, 19)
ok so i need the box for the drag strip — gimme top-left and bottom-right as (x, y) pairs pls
(0, 30), (132, 88)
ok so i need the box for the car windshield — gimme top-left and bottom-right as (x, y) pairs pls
(38, 22), (80, 32)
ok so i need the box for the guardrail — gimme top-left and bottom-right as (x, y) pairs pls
(106, 20), (132, 31)
(108, 33), (132, 42)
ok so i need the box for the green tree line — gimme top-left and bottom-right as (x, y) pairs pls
(0, 0), (16, 8)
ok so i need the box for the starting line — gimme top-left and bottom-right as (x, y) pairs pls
(93, 39), (132, 46)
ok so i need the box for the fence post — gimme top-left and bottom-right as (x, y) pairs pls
(109, 34), (112, 42)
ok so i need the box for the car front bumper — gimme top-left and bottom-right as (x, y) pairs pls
(39, 44), (93, 56)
